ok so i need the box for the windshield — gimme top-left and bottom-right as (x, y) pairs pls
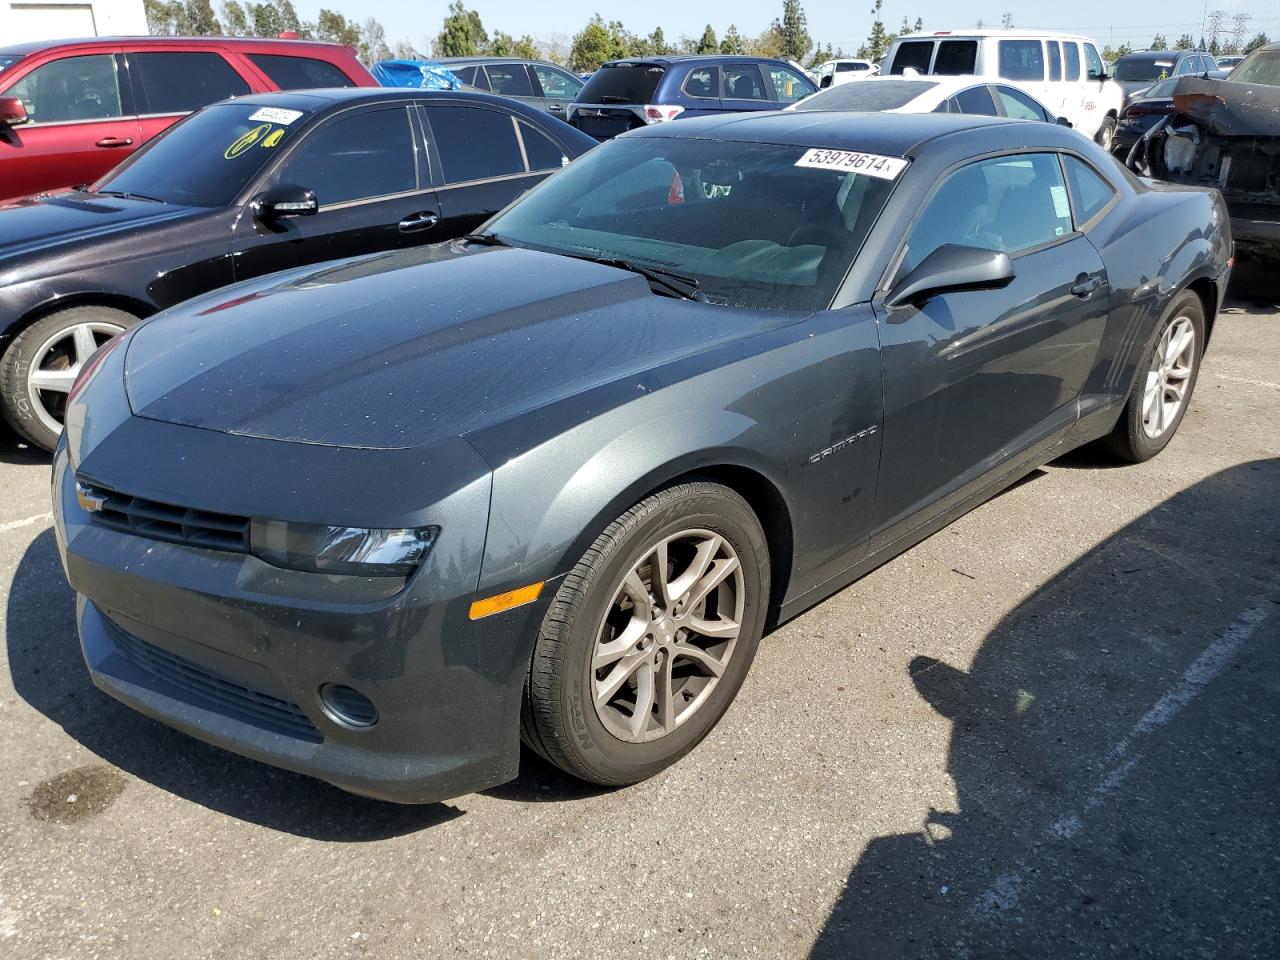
(1139, 77), (1179, 99)
(1231, 49), (1280, 86)
(484, 136), (900, 311)
(93, 102), (310, 206)
(1115, 58), (1176, 82)
(796, 79), (937, 111)
(577, 63), (666, 103)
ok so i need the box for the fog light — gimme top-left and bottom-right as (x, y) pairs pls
(318, 683), (377, 728)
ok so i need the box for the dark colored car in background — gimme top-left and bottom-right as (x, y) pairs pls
(0, 36), (377, 202)
(1112, 49), (1217, 105)
(54, 112), (1229, 804)
(568, 55), (816, 139)
(0, 87), (596, 450)
(1112, 76), (1178, 157)
(432, 57), (585, 120)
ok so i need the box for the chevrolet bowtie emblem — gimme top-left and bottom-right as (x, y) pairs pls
(75, 482), (106, 513)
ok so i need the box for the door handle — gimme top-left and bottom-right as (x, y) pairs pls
(398, 211), (439, 233)
(1070, 275), (1102, 297)
(95, 137), (133, 148)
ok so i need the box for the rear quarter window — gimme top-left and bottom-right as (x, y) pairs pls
(577, 63), (666, 104)
(933, 41), (978, 75)
(249, 54), (356, 90)
(890, 41), (934, 74)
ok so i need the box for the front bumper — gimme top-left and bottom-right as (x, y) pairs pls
(52, 429), (551, 805)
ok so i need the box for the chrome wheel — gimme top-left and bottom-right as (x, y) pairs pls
(592, 529), (745, 743)
(1142, 315), (1195, 439)
(26, 320), (122, 436)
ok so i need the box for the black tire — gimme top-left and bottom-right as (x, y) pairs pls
(521, 481), (770, 787)
(1095, 115), (1118, 151)
(0, 306), (135, 451)
(1104, 289), (1205, 463)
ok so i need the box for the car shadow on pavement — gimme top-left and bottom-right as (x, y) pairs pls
(6, 529), (463, 841)
(810, 457), (1280, 959)
(0, 424), (50, 466)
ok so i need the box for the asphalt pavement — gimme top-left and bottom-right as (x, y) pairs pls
(1, 292), (1277, 959)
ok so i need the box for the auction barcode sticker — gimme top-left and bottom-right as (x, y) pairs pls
(249, 107), (304, 125)
(795, 149), (908, 179)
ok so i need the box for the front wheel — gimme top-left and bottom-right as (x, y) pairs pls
(1094, 115), (1117, 152)
(1105, 289), (1205, 463)
(521, 482), (770, 786)
(0, 306), (135, 450)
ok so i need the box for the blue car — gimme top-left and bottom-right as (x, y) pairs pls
(568, 55), (816, 139)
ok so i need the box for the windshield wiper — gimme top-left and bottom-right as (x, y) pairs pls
(575, 254), (706, 301)
(94, 189), (165, 203)
(461, 232), (510, 247)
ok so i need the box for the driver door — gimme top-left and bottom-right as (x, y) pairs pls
(870, 152), (1109, 552)
(232, 103), (439, 282)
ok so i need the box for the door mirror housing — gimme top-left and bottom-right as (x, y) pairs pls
(253, 183), (318, 219)
(885, 244), (1015, 308)
(0, 97), (29, 127)
(1055, 115), (1073, 127)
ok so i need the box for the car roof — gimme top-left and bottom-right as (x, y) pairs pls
(627, 110), (1018, 155)
(894, 29), (1093, 41)
(599, 55), (790, 67)
(0, 35), (353, 57)
(211, 87), (546, 113)
(432, 56), (566, 66)
(1119, 50), (1190, 60)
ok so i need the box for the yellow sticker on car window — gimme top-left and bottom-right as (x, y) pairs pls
(262, 128), (284, 148)
(225, 123), (272, 159)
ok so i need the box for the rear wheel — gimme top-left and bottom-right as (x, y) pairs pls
(0, 306), (134, 451)
(521, 482), (769, 786)
(1105, 290), (1204, 463)
(1095, 115), (1117, 152)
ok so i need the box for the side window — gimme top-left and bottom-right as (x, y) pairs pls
(130, 51), (250, 115)
(531, 65), (583, 100)
(518, 122), (568, 171)
(682, 66), (718, 99)
(933, 40), (978, 75)
(1062, 155), (1116, 224)
(1064, 42), (1081, 81)
(276, 107), (417, 206)
(995, 85), (1049, 121)
(954, 85), (997, 116)
(1174, 57), (1192, 76)
(768, 65), (814, 103)
(483, 63), (535, 98)
(3, 54), (123, 123)
(998, 40), (1045, 82)
(1047, 41), (1062, 81)
(723, 64), (767, 100)
(890, 41), (934, 74)
(426, 105), (525, 182)
(1084, 44), (1105, 80)
(902, 153), (1073, 273)
(248, 54), (355, 90)
(453, 65), (486, 89)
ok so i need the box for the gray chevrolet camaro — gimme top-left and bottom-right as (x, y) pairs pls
(53, 112), (1231, 804)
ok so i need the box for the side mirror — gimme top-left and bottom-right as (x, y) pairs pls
(0, 96), (29, 127)
(1055, 115), (1073, 127)
(885, 244), (1015, 308)
(253, 183), (318, 219)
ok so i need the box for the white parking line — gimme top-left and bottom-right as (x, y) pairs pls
(973, 595), (1276, 920)
(0, 511), (52, 535)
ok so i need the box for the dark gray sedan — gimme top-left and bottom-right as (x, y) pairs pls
(54, 112), (1231, 804)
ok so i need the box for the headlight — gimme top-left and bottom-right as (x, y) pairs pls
(249, 520), (438, 577)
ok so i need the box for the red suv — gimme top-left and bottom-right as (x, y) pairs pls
(0, 36), (376, 202)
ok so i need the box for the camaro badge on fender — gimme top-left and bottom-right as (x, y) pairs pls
(807, 426), (879, 465)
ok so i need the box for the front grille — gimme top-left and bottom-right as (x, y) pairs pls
(106, 618), (322, 742)
(82, 482), (250, 553)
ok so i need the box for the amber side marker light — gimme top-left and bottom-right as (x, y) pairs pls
(469, 582), (544, 620)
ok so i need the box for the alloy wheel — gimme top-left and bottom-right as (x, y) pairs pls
(26, 321), (123, 436)
(1142, 315), (1195, 439)
(592, 529), (746, 743)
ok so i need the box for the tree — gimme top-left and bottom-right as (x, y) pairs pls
(436, 1), (487, 58)
(570, 16), (623, 72)
(144, 0), (182, 34)
(748, 23), (785, 58)
(359, 17), (392, 62)
(1150, 34), (1168, 51)
(864, 0), (890, 62)
(245, 2), (281, 37)
(314, 8), (359, 46)
(720, 24), (744, 55)
(649, 27), (673, 56)
(489, 32), (540, 60)
(779, 0), (811, 62)
(914, 17), (923, 32)
(182, 0), (221, 34)
(1244, 32), (1270, 54)
(696, 24), (718, 55)
(1175, 33), (1195, 50)
(221, 1), (249, 34)
(275, 0), (301, 33)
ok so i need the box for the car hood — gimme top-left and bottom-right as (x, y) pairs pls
(124, 244), (773, 450)
(0, 191), (199, 260)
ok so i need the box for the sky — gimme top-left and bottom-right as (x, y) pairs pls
(290, 0), (1278, 56)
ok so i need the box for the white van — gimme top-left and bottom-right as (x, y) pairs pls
(881, 30), (1125, 147)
